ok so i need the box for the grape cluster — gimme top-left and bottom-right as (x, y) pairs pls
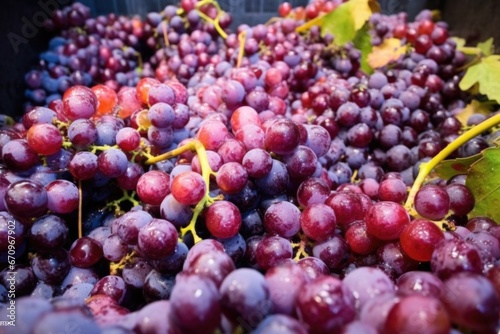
(1, 0), (500, 333)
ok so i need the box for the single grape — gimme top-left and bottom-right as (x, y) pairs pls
(399, 218), (445, 262)
(205, 200), (242, 239)
(296, 275), (356, 333)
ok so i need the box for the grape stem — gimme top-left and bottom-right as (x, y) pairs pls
(195, 0), (228, 39)
(236, 30), (247, 68)
(292, 233), (310, 261)
(145, 139), (220, 244)
(404, 111), (500, 215)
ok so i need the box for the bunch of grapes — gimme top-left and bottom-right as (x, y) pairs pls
(0, 0), (499, 333)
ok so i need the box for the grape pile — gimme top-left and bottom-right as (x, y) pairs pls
(1, 0), (500, 333)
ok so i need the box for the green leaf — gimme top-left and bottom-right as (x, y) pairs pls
(353, 23), (373, 74)
(459, 55), (500, 103)
(433, 153), (483, 180)
(477, 37), (494, 56)
(466, 147), (500, 223)
(320, 3), (356, 45)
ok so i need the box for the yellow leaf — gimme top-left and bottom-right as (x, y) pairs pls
(455, 100), (492, 126)
(367, 38), (407, 68)
(348, 0), (378, 30)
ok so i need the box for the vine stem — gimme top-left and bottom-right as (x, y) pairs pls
(145, 139), (219, 244)
(404, 111), (500, 214)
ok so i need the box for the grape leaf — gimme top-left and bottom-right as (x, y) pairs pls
(320, 3), (356, 45)
(353, 23), (373, 74)
(452, 37), (480, 55)
(366, 38), (407, 68)
(455, 100), (492, 126)
(349, 0), (380, 30)
(466, 147), (500, 223)
(433, 153), (483, 180)
(459, 55), (500, 103)
(320, 0), (377, 46)
(477, 37), (494, 56)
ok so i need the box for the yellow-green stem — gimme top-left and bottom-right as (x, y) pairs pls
(236, 30), (247, 68)
(405, 112), (500, 214)
(146, 139), (220, 244)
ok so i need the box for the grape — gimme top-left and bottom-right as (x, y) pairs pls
(236, 124), (266, 150)
(399, 218), (445, 262)
(31, 249), (71, 285)
(263, 201), (301, 238)
(184, 249), (235, 288)
(312, 235), (349, 272)
(68, 119), (98, 148)
(430, 238), (484, 280)
(397, 271), (444, 297)
(296, 275), (356, 333)
(283, 145), (318, 178)
(220, 268), (271, 329)
(138, 218), (178, 259)
(91, 275), (127, 304)
(26, 123), (63, 156)
(169, 273), (221, 333)
(445, 183), (475, 216)
(69, 236), (103, 268)
(136, 170), (170, 206)
(116, 162), (143, 190)
(384, 294), (450, 334)
(143, 270), (175, 302)
(242, 148), (273, 178)
(252, 314), (307, 333)
(115, 127), (141, 151)
(45, 179), (79, 214)
(102, 234), (128, 262)
(205, 200), (241, 239)
(115, 209), (153, 245)
(217, 139), (247, 164)
(196, 120), (230, 150)
(441, 272), (500, 332)
(325, 192), (365, 229)
(69, 151), (99, 180)
(134, 300), (179, 333)
(34, 308), (101, 334)
(365, 201), (410, 240)
(5, 180), (48, 219)
(1, 139), (40, 171)
(216, 162), (248, 194)
(170, 171), (206, 206)
(28, 214), (68, 252)
(122, 257), (152, 289)
(254, 159), (289, 197)
(343, 266), (396, 309)
(300, 203), (336, 241)
(63, 94), (97, 120)
(256, 235), (293, 271)
(264, 119), (300, 155)
(97, 148), (128, 178)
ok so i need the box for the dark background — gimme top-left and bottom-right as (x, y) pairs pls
(0, 0), (499, 119)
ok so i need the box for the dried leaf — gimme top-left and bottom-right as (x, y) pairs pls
(455, 100), (492, 126)
(367, 38), (407, 68)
